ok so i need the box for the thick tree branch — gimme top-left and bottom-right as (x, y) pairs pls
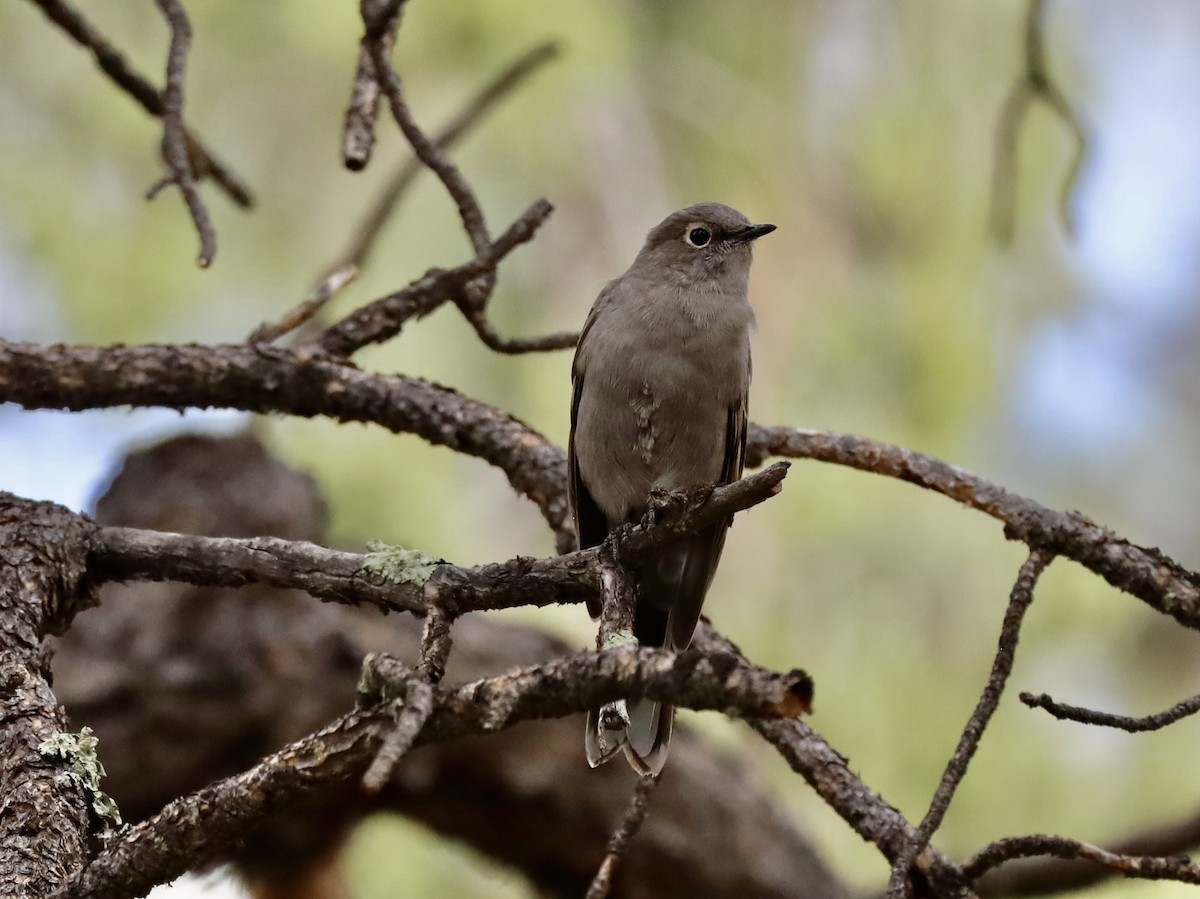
(0, 338), (573, 536)
(693, 626), (969, 897)
(89, 464), (789, 619)
(0, 496), (98, 897)
(56, 646), (811, 899)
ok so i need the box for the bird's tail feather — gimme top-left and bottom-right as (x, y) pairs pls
(585, 698), (673, 777)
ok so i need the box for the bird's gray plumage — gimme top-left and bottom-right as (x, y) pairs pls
(569, 202), (774, 775)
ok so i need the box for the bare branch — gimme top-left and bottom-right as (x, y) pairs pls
(338, 41), (557, 273)
(248, 265), (358, 345)
(6, 340), (1200, 633)
(0, 496), (98, 897)
(88, 465), (789, 622)
(313, 198), (554, 357)
(586, 776), (659, 899)
(341, 0), (407, 170)
(989, 0), (1088, 243)
(964, 834), (1200, 888)
(747, 426), (1200, 631)
(22, 0), (253, 208)
(887, 549), (1053, 897)
(359, 656), (434, 794)
(457, 303), (580, 355)
(1020, 689), (1200, 733)
(689, 627), (975, 895)
(362, 14), (490, 257)
(0, 337), (574, 536)
(55, 646), (811, 899)
(976, 810), (1200, 895)
(152, 0), (216, 268)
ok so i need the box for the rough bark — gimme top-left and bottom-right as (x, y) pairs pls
(51, 432), (850, 899)
(0, 496), (97, 897)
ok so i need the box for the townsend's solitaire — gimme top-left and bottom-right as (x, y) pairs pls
(569, 203), (775, 775)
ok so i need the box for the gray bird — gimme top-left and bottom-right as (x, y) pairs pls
(569, 202), (775, 776)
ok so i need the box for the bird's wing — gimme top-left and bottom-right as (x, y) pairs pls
(665, 397), (747, 650)
(568, 306), (610, 619)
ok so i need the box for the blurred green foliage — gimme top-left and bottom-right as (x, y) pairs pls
(3, 1), (1198, 896)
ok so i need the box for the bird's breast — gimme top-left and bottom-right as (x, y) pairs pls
(574, 300), (750, 525)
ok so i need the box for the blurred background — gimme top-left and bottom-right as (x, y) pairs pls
(3, 1), (1200, 896)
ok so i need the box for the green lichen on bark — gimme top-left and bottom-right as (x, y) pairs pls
(361, 541), (443, 585)
(39, 726), (123, 840)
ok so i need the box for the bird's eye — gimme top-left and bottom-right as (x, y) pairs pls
(686, 226), (712, 248)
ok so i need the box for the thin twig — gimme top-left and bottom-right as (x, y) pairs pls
(586, 776), (660, 899)
(24, 0), (252, 208)
(746, 427), (1200, 632)
(360, 605), (453, 792)
(248, 265), (359, 344)
(964, 833), (1200, 886)
(152, 0), (216, 267)
(342, 0), (407, 170)
(363, 17), (490, 256)
(361, 677), (434, 794)
(458, 303), (580, 354)
(990, 0), (1088, 243)
(336, 41), (560, 276)
(886, 549), (1053, 897)
(288, 42), (560, 345)
(313, 198), (554, 356)
(1020, 689), (1200, 733)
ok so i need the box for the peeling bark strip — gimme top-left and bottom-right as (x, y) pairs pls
(0, 495), (98, 898)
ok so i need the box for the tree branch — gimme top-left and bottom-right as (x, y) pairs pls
(89, 464), (790, 619)
(0, 496), (98, 897)
(0, 338), (573, 537)
(989, 0), (1088, 243)
(693, 626), (968, 897)
(1020, 689), (1200, 733)
(747, 427), (1200, 630)
(965, 834), (1200, 888)
(56, 646), (811, 899)
(150, 0), (216, 268)
(888, 550), (1053, 897)
(22, 0), (253, 208)
(586, 776), (658, 899)
(312, 198), (555, 357)
(340, 0), (407, 170)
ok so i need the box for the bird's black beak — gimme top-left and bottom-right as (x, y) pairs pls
(733, 223), (777, 243)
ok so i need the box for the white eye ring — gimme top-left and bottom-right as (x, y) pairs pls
(685, 224), (712, 248)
